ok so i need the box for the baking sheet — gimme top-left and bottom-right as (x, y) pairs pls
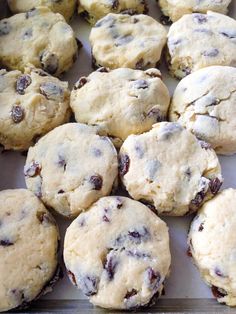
(0, 0), (235, 306)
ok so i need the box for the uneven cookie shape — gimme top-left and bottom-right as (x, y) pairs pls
(159, 0), (232, 22)
(0, 67), (70, 150)
(64, 196), (171, 309)
(119, 122), (223, 216)
(90, 13), (167, 70)
(169, 66), (236, 155)
(7, 0), (77, 21)
(0, 189), (59, 312)
(70, 68), (170, 146)
(78, 0), (148, 24)
(0, 7), (78, 76)
(166, 11), (236, 79)
(188, 188), (236, 307)
(24, 123), (118, 218)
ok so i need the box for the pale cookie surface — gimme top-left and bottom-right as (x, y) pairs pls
(0, 67), (70, 151)
(90, 13), (167, 70)
(167, 11), (236, 79)
(188, 188), (236, 306)
(7, 0), (77, 21)
(64, 196), (171, 309)
(119, 122), (223, 216)
(0, 189), (59, 312)
(70, 68), (170, 145)
(169, 66), (236, 155)
(159, 0), (232, 22)
(78, 0), (148, 24)
(24, 123), (118, 218)
(0, 7), (78, 76)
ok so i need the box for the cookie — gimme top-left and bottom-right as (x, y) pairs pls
(0, 7), (79, 76)
(90, 13), (167, 70)
(78, 0), (148, 25)
(119, 122), (223, 216)
(188, 188), (236, 307)
(0, 189), (59, 312)
(64, 196), (171, 309)
(24, 123), (118, 218)
(70, 68), (170, 146)
(169, 66), (236, 155)
(166, 11), (236, 79)
(0, 67), (70, 151)
(7, 0), (77, 21)
(158, 0), (232, 22)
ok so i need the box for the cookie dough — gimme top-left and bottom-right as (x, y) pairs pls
(119, 122), (223, 216)
(64, 196), (171, 309)
(78, 0), (148, 25)
(159, 0), (232, 22)
(0, 7), (78, 76)
(169, 66), (236, 155)
(70, 68), (170, 145)
(90, 13), (167, 70)
(0, 67), (70, 151)
(0, 189), (59, 312)
(24, 123), (118, 218)
(188, 188), (236, 307)
(166, 11), (236, 79)
(7, 0), (77, 21)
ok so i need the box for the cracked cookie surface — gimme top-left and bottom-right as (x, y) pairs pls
(0, 67), (70, 151)
(119, 122), (223, 216)
(169, 66), (236, 155)
(64, 196), (171, 309)
(0, 189), (59, 312)
(90, 13), (167, 70)
(166, 11), (236, 79)
(188, 188), (236, 306)
(24, 123), (118, 218)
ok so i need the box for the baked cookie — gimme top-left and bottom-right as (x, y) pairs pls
(188, 188), (236, 307)
(24, 123), (118, 218)
(159, 0), (232, 22)
(119, 122), (223, 216)
(7, 0), (77, 21)
(166, 11), (236, 79)
(0, 7), (79, 76)
(70, 68), (170, 146)
(90, 13), (167, 70)
(0, 189), (59, 312)
(64, 196), (171, 309)
(169, 66), (236, 155)
(78, 0), (148, 25)
(0, 67), (70, 151)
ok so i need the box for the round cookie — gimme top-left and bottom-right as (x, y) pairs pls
(0, 7), (79, 76)
(64, 196), (171, 309)
(169, 66), (236, 155)
(24, 123), (118, 218)
(0, 189), (59, 312)
(90, 13), (167, 70)
(188, 188), (236, 306)
(166, 11), (236, 79)
(70, 68), (170, 146)
(7, 0), (77, 21)
(78, 0), (148, 25)
(158, 0), (232, 22)
(119, 122), (223, 216)
(0, 67), (70, 151)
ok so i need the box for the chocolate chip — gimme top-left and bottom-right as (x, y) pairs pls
(40, 51), (59, 75)
(74, 77), (88, 90)
(81, 276), (99, 296)
(125, 289), (138, 299)
(119, 154), (130, 176)
(0, 239), (14, 246)
(104, 254), (118, 280)
(128, 226), (150, 244)
(0, 20), (11, 36)
(147, 108), (163, 122)
(111, 0), (119, 10)
(16, 75), (32, 95)
(135, 58), (144, 70)
(89, 175), (103, 190)
(67, 270), (77, 286)
(24, 161), (41, 177)
(132, 79), (148, 89)
(193, 14), (208, 24)
(25, 8), (37, 18)
(39, 82), (63, 100)
(198, 222), (204, 232)
(160, 14), (172, 25)
(209, 178), (222, 195)
(211, 286), (227, 299)
(11, 105), (25, 123)
(202, 48), (219, 57)
(37, 211), (55, 225)
(146, 267), (161, 290)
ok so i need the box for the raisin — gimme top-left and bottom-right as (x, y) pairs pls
(211, 286), (227, 299)
(40, 51), (59, 75)
(125, 289), (138, 299)
(37, 211), (55, 225)
(74, 77), (88, 90)
(16, 75), (31, 95)
(58, 189), (65, 194)
(135, 58), (144, 70)
(67, 270), (77, 286)
(146, 267), (161, 289)
(0, 20), (11, 36)
(0, 239), (14, 246)
(104, 254), (118, 280)
(198, 222), (204, 232)
(11, 105), (25, 123)
(215, 268), (225, 278)
(24, 161), (41, 177)
(199, 140), (211, 149)
(193, 14), (208, 24)
(128, 226), (150, 244)
(39, 82), (63, 100)
(81, 276), (99, 296)
(147, 108), (163, 122)
(103, 215), (110, 222)
(187, 247), (192, 257)
(89, 175), (103, 190)
(119, 154), (130, 176)
(209, 178), (222, 195)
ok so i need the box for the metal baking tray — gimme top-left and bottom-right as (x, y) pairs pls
(0, 0), (236, 312)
